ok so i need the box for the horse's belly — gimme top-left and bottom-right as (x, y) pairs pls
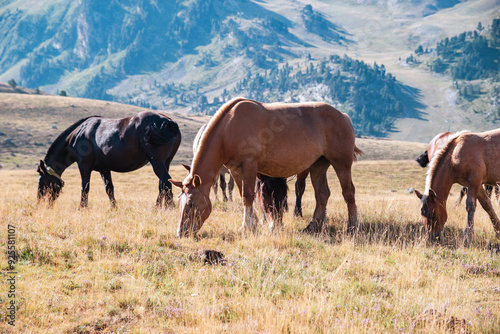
(95, 145), (147, 172)
(257, 155), (320, 178)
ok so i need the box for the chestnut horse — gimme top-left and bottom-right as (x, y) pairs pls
(37, 112), (181, 208)
(414, 130), (500, 244)
(416, 131), (496, 204)
(193, 124), (234, 202)
(170, 97), (362, 237)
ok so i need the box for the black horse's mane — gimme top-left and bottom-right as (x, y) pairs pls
(44, 116), (101, 161)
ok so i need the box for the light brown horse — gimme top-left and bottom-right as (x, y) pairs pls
(416, 131), (498, 205)
(170, 97), (362, 237)
(414, 130), (500, 244)
(193, 123), (234, 202)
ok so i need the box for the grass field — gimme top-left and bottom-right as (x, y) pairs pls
(1, 158), (499, 333)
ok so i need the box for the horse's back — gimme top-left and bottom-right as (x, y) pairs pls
(219, 99), (357, 176)
(453, 129), (500, 182)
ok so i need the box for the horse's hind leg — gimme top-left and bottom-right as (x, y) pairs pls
(485, 185), (493, 198)
(477, 187), (500, 239)
(456, 186), (468, 206)
(100, 170), (116, 208)
(303, 159), (330, 233)
(219, 172), (228, 202)
(331, 160), (358, 234)
(294, 169), (309, 217)
(150, 160), (174, 208)
(228, 174), (234, 202)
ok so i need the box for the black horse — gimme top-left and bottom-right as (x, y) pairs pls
(255, 174), (289, 229)
(37, 112), (181, 208)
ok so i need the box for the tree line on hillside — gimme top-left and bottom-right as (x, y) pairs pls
(184, 54), (417, 137)
(415, 18), (499, 81)
(413, 17), (500, 120)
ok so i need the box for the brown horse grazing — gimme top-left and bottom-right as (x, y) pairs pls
(255, 174), (288, 230)
(170, 97), (362, 237)
(414, 130), (500, 244)
(193, 124), (234, 202)
(416, 131), (497, 205)
(37, 112), (181, 208)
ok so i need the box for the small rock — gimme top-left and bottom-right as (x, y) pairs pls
(52, 125), (58, 129)
(194, 249), (226, 265)
(406, 187), (415, 194)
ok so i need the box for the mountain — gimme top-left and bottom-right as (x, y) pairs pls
(0, 0), (498, 140)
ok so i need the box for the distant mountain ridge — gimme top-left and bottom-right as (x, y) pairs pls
(0, 0), (498, 139)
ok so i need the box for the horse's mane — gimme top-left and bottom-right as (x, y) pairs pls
(188, 97), (247, 181)
(44, 116), (101, 162)
(425, 130), (469, 195)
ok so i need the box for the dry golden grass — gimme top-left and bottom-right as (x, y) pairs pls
(0, 160), (499, 333)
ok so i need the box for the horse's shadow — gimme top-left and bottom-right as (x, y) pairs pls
(321, 219), (498, 250)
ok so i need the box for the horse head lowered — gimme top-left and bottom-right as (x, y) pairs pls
(37, 160), (65, 206)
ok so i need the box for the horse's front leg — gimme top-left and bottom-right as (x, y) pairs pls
(477, 186), (500, 239)
(238, 163), (258, 232)
(303, 160), (330, 233)
(100, 170), (116, 208)
(228, 174), (235, 202)
(464, 186), (479, 246)
(150, 160), (174, 208)
(329, 155), (359, 235)
(79, 167), (92, 208)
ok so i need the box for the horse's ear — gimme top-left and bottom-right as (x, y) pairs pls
(37, 160), (47, 174)
(169, 179), (183, 189)
(182, 164), (191, 172)
(193, 174), (202, 188)
(415, 189), (423, 200)
(428, 189), (437, 200)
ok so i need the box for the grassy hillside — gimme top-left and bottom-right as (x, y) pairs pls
(0, 93), (427, 169)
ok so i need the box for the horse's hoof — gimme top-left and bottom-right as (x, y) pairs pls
(302, 222), (321, 234)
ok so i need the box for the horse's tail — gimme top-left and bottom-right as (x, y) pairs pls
(353, 145), (363, 161)
(146, 119), (180, 146)
(416, 151), (429, 168)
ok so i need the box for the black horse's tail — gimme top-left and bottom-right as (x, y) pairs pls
(416, 151), (429, 168)
(146, 119), (180, 146)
